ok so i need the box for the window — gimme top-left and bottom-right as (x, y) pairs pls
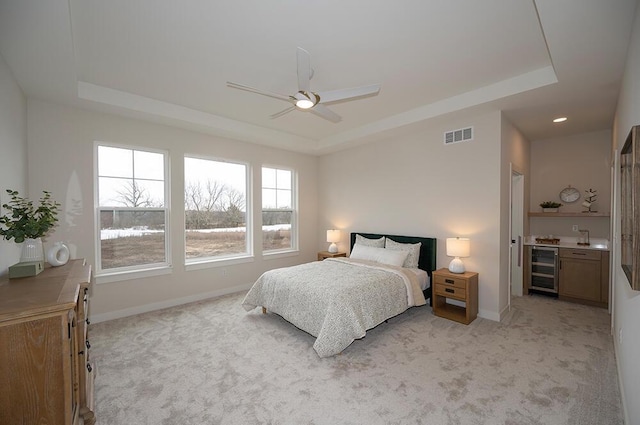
(262, 167), (296, 252)
(96, 145), (169, 274)
(184, 156), (249, 262)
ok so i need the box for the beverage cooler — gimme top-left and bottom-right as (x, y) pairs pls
(529, 246), (558, 294)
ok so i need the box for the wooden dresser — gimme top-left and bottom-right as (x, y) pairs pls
(0, 259), (95, 425)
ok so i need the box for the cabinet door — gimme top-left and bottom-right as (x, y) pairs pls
(0, 315), (71, 424)
(601, 251), (610, 305)
(559, 257), (601, 301)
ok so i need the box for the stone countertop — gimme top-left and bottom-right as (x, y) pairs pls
(524, 236), (609, 251)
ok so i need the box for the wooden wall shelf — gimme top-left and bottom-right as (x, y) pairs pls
(528, 212), (610, 217)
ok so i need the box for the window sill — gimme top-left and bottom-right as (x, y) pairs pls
(185, 255), (254, 272)
(95, 265), (173, 284)
(263, 249), (299, 260)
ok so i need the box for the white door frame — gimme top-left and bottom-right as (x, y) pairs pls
(609, 149), (618, 329)
(509, 166), (525, 308)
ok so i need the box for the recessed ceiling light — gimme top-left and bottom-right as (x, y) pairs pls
(553, 117), (568, 123)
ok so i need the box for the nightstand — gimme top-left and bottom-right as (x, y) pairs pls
(317, 251), (347, 261)
(432, 268), (479, 325)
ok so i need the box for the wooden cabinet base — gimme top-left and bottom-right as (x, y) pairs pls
(525, 246), (610, 308)
(558, 248), (610, 308)
(558, 295), (607, 308)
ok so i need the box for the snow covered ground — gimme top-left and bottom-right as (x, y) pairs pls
(101, 224), (291, 240)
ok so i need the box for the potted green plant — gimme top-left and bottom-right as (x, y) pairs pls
(539, 201), (562, 213)
(0, 189), (60, 262)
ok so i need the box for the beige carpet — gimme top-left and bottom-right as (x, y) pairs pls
(92, 292), (622, 424)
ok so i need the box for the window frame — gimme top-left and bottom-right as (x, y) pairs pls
(94, 142), (171, 282)
(183, 154), (253, 268)
(261, 165), (298, 256)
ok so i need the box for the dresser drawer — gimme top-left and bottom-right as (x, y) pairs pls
(435, 283), (466, 301)
(433, 273), (467, 289)
(559, 248), (601, 261)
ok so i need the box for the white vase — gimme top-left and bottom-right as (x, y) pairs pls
(20, 237), (44, 263)
(47, 242), (70, 267)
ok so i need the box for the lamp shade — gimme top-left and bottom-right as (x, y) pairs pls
(326, 229), (341, 243)
(446, 237), (470, 258)
(326, 229), (341, 253)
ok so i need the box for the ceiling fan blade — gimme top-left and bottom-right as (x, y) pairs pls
(297, 47), (311, 92)
(226, 81), (292, 103)
(317, 84), (381, 104)
(309, 104), (342, 123)
(270, 106), (296, 120)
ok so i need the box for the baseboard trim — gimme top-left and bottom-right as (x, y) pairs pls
(478, 308), (501, 322)
(613, 338), (630, 425)
(90, 283), (254, 323)
(498, 303), (511, 322)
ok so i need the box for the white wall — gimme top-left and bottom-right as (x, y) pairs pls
(0, 51), (27, 275)
(529, 130), (612, 238)
(26, 99), (318, 319)
(318, 109), (505, 320)
(612, 4), (640, 424)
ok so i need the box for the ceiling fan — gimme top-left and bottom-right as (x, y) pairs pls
(226, 47), (381, 123)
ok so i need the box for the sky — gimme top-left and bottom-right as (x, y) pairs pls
(98, 146), (291, 210)
(98, 147), (247, 207)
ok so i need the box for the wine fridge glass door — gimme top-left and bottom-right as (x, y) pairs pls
(530, 247), (558, 293)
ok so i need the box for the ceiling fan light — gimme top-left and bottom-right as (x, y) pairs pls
(296, 98), (314, 109)
(294, 91), (317, 109)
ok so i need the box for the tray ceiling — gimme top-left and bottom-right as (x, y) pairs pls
(0, 0), (636, 154)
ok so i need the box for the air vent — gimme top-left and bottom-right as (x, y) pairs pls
(444, 126), (474, 145)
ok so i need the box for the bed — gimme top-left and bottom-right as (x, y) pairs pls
(242, 232), (437, 357)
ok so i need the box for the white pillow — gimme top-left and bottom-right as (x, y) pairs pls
(350, 244), (409, 267)
(355, 234), (385, 248)
(385, 238), (421, 268)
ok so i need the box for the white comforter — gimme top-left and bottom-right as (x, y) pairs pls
(242, 258), (426, 357)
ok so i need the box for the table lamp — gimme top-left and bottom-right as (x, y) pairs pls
(326, 229), (341, 253)
(446, 237), (470, 273)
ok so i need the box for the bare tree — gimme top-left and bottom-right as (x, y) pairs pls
(185, 181), (207, 229)
(205, 180), (226, 211)
(225, 187), (245, 211)
(185, 179), (230, 229)
(184, 181), (204, 212)
(222, 188), (246, 227)
(115, 181), (157, 208)
(112, 181), (162, 228)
